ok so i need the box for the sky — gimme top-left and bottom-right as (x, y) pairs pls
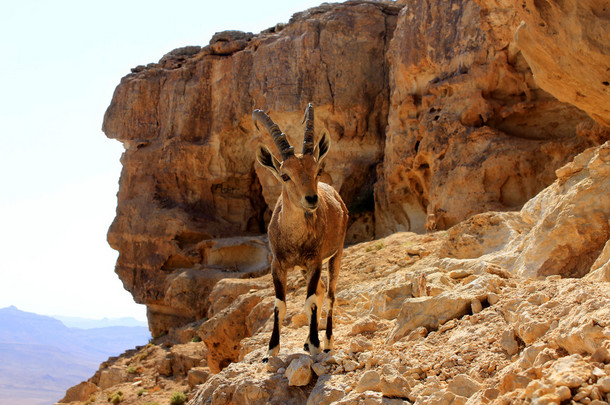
(0, 0), (329, 322)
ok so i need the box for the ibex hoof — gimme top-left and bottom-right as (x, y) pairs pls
(303, 343), (309, 352)
(262, 357), (269, 363)
(324, 349), (331, 353)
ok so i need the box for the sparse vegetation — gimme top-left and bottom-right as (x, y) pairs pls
(136, 343), (155, 361)
(191, 335), (202, 342)
(365, 241), (385, 252)
(137, 389), (147, 397)
(107, 390), (124, 404)
(85, 394), (96, 404)
(126, 365), (138, 374)
(169, 391), (187, 405)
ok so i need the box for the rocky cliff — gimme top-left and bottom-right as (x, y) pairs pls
(59, 0), (610, 403)
(102, 0), (608, 337)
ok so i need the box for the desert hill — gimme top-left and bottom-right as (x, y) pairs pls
(0, 306), (149, 405)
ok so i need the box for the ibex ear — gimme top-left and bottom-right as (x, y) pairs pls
(314, 132), (330, 164)
(257, 144), (282, 178)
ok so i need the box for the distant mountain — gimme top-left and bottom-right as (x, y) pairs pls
(53, 315), (147, 329)
(0, 306), (150, 405)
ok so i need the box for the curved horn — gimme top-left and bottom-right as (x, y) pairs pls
(252, 109), (294, 160)
(302, 103), (314, 155)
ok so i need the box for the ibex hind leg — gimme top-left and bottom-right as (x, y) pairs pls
(324, 253), (341, 352)
(263, 262), (286, 363)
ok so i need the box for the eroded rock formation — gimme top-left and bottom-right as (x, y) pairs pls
(103, 0), (609, 336)
(375, 0), (603, 235)
(104, 1), (401, 335)
(512, 0), (610, 127)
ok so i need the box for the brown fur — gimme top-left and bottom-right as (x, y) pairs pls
(256, 115), (348, 358)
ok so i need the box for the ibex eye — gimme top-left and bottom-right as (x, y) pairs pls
(281, 174), (290, 182)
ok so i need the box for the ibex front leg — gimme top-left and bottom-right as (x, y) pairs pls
(304, 262), (324, 356)
(263, 259), (286, 362)
(324, 251), (342, 352)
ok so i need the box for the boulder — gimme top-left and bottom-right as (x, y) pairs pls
(285, 355), (314, 387)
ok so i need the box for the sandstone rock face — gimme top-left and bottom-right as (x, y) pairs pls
(104, 1), (401, 336)
(376, 0), (602, 235)
(511, 0), (610, 127)
(103, 0), (609, 337)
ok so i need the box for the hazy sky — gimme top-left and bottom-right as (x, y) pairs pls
(0, 0), (328, 321)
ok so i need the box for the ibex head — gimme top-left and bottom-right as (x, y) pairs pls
(254, 103), (330, 212)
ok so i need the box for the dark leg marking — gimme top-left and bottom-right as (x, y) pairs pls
(269, 306), (280, 350)
(308, 303), (320, 350)
(262, 306), (280, 363)
(264, 260), (286, 363)
(326, 309), (333, 340)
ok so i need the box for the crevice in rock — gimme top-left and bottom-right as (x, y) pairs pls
(247, 167), (270, 234)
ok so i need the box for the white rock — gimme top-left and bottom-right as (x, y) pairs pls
(487, 292), (500, 305)
(291, 313), (308, 328)
(265, 356), (285, 373)
(380, 365), (411, 398)
(501, 328), (519, 355)
(349, 316), (383, 336)
(597, 376), (610, 393)
(344, 360), (358, 372)
(357, 370), (381, 392)
(470, 299), (483, 314)
(187, 367), (210, 389)
(556, 385), (572, 401)
(312, 362), (329, 376)
(285, 356), (313, 386)
(307, 374), (346, 405)
(351, 336), (374, 353)
(447, 373), (482, 398)
(518, 343), (547, 369)
(98, 366), (126, 390)
(544, 354), (592, 388)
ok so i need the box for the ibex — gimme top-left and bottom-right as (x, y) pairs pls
(253, 104), (349, 361)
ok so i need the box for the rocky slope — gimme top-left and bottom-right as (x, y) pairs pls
(60, 0), (610, 402)
(60, 140), (609, 404)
